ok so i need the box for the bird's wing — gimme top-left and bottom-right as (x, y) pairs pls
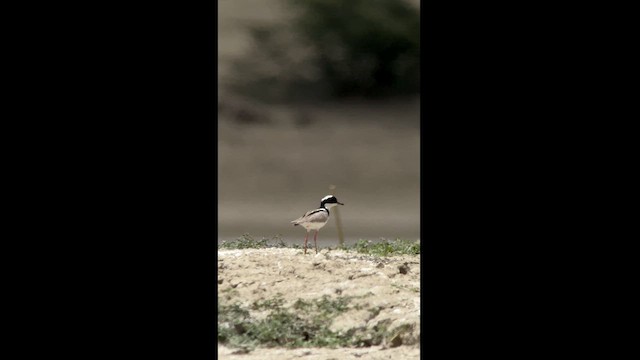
(291, 208), (329, 224)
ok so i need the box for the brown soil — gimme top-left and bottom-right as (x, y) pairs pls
(218, 248), (420, 359)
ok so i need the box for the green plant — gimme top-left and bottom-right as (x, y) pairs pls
(218, 294), (413, 350)
(218, 234), (287, 249)
(351, 238), (420, 256)
(229, 0), (420, 102)
(287, 0), (420, 98)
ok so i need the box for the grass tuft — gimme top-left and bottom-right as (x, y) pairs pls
(218, 294), (414, 350)
(349, 238), (420, 256)
(218, 234), (287, 249)
(219, 234), (420, 256)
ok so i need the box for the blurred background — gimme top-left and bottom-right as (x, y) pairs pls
(218, 0), (420, 246)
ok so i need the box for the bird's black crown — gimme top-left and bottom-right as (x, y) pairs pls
(320, 195), (344, 207)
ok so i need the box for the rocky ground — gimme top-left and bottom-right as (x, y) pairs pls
(218, 248), (421, 359)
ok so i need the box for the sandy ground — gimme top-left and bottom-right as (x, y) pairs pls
(217, 344), (420, 360)
(218, 248), (420, 359)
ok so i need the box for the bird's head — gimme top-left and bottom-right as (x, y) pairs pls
(320, 195), (344, 209)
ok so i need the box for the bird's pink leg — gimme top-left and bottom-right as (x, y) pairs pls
(314, 230), (319, 254)
(304, 231), (309, 255)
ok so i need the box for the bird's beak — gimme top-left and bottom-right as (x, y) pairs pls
(338, 202), (344, 205)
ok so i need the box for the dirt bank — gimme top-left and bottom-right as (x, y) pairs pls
(218, 248), (421, 359)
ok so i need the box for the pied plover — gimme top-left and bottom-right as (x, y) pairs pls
(291, 195), (344, 254)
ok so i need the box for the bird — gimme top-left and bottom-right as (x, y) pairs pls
(291, 195), (344, 254)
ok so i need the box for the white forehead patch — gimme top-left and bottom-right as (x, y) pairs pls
(321, 195), (335, 202)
